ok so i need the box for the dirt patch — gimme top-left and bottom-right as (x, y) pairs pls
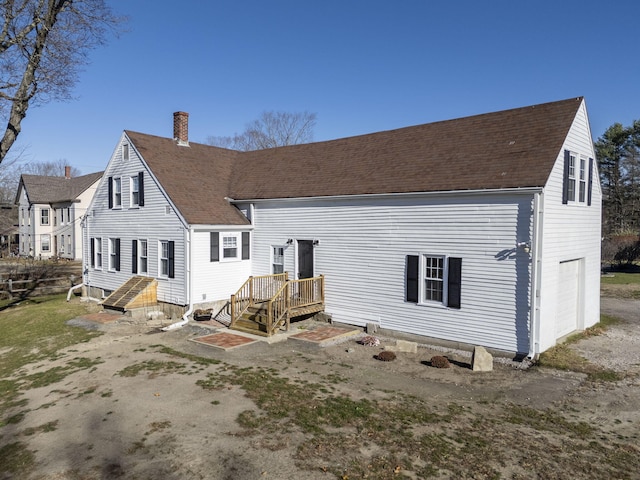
(2, 298), (639, 479)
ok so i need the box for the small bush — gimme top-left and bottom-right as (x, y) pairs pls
(430, 355), (450, 368)
(375, 351), (396, 362)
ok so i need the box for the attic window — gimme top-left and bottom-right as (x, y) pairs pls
(123, 144), (129, 161)
(165, 205), (172, 214)
(563, 150), (593, 206)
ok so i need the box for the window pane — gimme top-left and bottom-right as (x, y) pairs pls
(223, 236), (237, 258)
(568, 179), (576, 201)
(272, 246), (284, 273)
(423, 255), (444, 303)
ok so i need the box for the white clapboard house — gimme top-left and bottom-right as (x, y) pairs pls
(16, 168), (102, 260)
(83, 97), (601, 357)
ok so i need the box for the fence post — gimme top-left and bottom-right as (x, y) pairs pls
(8, 279), (12, 293)
(230, 294), (236, 327)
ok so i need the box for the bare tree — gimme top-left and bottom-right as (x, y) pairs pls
(207, 111), (317, 151)
(0, 0), (125, 164)
(22, 158), (79, 177)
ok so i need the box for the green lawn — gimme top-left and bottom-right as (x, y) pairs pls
(601, 271), (640, 285)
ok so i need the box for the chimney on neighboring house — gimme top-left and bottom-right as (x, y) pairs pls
(173, 111), (189, 146)
(65, 166), (71, 179)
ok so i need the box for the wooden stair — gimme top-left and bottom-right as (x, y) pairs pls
(229, 274), (325, 337)
(102, 276), (157, 312)
(231, 303), (271, 336)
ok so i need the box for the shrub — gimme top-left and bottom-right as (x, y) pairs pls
(430, 355), (450, 368)
(375, 351), (396, 362)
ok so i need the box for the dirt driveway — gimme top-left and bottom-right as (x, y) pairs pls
(3, 298), (639, 479)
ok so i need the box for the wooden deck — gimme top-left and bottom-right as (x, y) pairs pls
(229, 274), (325, 337)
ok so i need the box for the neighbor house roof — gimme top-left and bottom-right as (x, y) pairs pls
(17, 171), (103, 205)
(125, 97), (583, 225)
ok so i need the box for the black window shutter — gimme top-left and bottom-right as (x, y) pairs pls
(406, 255), (419, 303)
(132, 240), (138, 274)
(90, 238), (95, 268)
(587, 157), (594, 206)
(447, 257), (462, 309)
(242, 232), (250, 260)
(168, 241), (175, 278)
(115, 238), (121, 271)
(210, 232), (219, 262)
(562, 150), (570, 205)
(108, 177), (113, 209)
(138, 171), (144, 206)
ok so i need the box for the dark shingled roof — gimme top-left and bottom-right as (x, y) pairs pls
(18, 171), (103, 204)
(229, 97), (583, 199)
(125, 131), (248, 226)
(125, 97), (583, 225)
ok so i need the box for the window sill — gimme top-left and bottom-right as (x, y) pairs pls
(415, 301), (449, 310)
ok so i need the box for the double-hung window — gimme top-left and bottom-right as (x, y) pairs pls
(159, 240), (175, 278)
(223, 235), (238, 259)
(114, 178), (122, 208)
(578, 157), (587, 203)
(109, 238), (120, 271)
(210, 232), (249, 262)
(92, 238), (102, 269)
(41, 234), (50, 252)
(139, 239), (148, 274)
(272, 246), (285, 274)
(130, 175), (139, 207)
(108, 177), (122, 208)
(40, 208), (49, 226)
(563, 150), (593, 206)
(406, 254), (462, 309)
(423, 255), (444, 302)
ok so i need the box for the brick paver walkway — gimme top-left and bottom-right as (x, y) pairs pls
(190, 332), (257, 350)
(289, 326), (359, 344)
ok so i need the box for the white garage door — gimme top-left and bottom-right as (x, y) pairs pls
(556, 259), (581, 338)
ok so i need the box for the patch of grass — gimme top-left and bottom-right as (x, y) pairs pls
(0, 295), (102, 424)
(0, 442), (35, 477)
(117, 359), (188, 377)
(22, 420), (58, 436)
(505, 405), (594, 438)
(600, 272), (640, 285)
(24, 357), (104, 389)
(537, 315), (624, 382)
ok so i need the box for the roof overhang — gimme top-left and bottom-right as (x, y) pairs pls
(229, 186), (544, 204)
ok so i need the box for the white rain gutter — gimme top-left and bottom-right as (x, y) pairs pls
(528, 191), (543, 360)
(161, 226), (193, 331)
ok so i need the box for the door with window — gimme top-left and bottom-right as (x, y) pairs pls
(297, 240), (314, 279)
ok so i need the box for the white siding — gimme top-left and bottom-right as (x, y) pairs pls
(85, 134), (187, 304)
(251, 193), (535, 353)
(538, 100), (601, 351)
(190, 229), (252, 305)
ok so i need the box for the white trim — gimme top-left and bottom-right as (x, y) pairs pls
(220, 232), (241, 262)
(229, 187), (543, 204)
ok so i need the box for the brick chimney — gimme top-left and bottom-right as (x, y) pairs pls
(65, 166), (71, 179)
(173, 111), (189, 146)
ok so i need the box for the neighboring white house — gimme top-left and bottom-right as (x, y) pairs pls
(83, 98), (601, 356)
(15, 168), (103, 260)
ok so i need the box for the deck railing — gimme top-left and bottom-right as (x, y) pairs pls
(230, 273), (324, 335)
(230, 273), (288, 326)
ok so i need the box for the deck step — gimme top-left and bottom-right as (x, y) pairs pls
(232, 318), (269, 336)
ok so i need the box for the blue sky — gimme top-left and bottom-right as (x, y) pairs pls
(10, 0), (640, 175)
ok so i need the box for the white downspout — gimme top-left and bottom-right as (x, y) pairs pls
(162, 226), (193, 331)
(528, 191), (543, 360)
(66, 282), (83, 301)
